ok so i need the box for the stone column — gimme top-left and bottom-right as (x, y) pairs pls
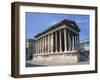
(48, 34), (50, 53)
(45, 36), (47, 54)
(74, 34), (76, 51)
(78, 35), (80, 51)
(43, 36), (45, 54)
(42, 37), (44, 54)
(74, 34), (75, 50)
(46, 35), (48, 53)
(67, 31), (69, 51)
(59, 30), (62, 52)
(76, 35), (78, 50)
(37, 40), (39, 54)
(49, 34), (51, 53)
(64, 28), (67, 52)
(55, 31), (58, 53)
(71, 33), (73, 51)
(41, 37), (43, 54)
(68, 30), (71, 51)
(40, 38), (42, 54)
(75, 34), (77, 50)
(39, 39), (41, 54)
(77, 34), (80, 51)
(51, 33), (54, 53)
(72, 33), (75, 51)
(35, 41), (37, 53)
(38, 39), (40, 54)
(77, 34), (79, 51)
(70, 31), (72, 51)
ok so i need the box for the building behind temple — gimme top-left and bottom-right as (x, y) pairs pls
(26, 39), (35, 60)
(32, 19), (81, 65)
(80, 40), (89, 51)
(79, 40), (89, 62)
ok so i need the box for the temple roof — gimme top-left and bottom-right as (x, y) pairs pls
(34, 19), (80, 38)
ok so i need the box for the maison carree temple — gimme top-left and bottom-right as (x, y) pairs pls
(32, 19), (80, 65)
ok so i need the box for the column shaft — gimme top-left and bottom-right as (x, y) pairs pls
(38, 39), (40, 54)
(42, 37), (44, 54)
(59, 30), (62, 52)
(74, 34), (75, 50)
(77, 35), (80, 51)
(37, 41), (38, 53)
(45, 36), (47, 54)
(74, 34), (76, 50)
(35, 41), (37, 53)
(75, 34), (77, 50)
(64, 28), (67, 52)
(51, 33), (53, 53)
(41, 37), (43, 54)
(48, 34), (50, 53)
(68, 31), (70, 51)
(55, 31), (58, 53)
(43, 36), (45, 54)
(70, 31), (72, 51)
(72, 33), (75, 51)
(39, 39), (41, 54)
(40, 38), (42, 54)
(49, 34), (51, 53)
(40, 38), (41, 54)
(76, 35), (78, 50)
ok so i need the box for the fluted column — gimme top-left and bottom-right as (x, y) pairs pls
(38, 39), (40, 54)
(39, 39), (41, 54)
(75, 34), (77, 50)
(40, 38), (42, 54)
(49, 34), (51, 53)
(55, 31), (58, 53)
(48, 34), (50, 53)
(35, 41), (37, 53)
(36, 40), (38, 54)
(70, 32), (72, 51)
(74, 34), (76, 50)
(37, 40), (39, 54)
(44, 36), (47, 54)
(67, 31), (69, 51)
(68, 31), (71, 51)
(41, 37), (43, 54)
(77, 34), (80, 51)
(64, 28), (67, 52)
(42, 37), (44, 54)
(72, 33), (75, 51)
(46, 35), (48, 53)
(74, 34), (75, 50)
(59, 30), (62, 52)
(43, 36), (45, 54)
(51, 33), (54, 53)
(78, 35), (80, 51)
(76, 35), (78, 50)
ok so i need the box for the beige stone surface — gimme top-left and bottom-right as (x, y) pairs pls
(32, 53), (78, 65)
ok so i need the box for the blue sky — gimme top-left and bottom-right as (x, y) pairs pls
(26, 12), (89, 41)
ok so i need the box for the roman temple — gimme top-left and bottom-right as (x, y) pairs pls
(32, 19), (80, 65)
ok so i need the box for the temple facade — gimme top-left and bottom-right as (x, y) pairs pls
(32, 19), (80, 65)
